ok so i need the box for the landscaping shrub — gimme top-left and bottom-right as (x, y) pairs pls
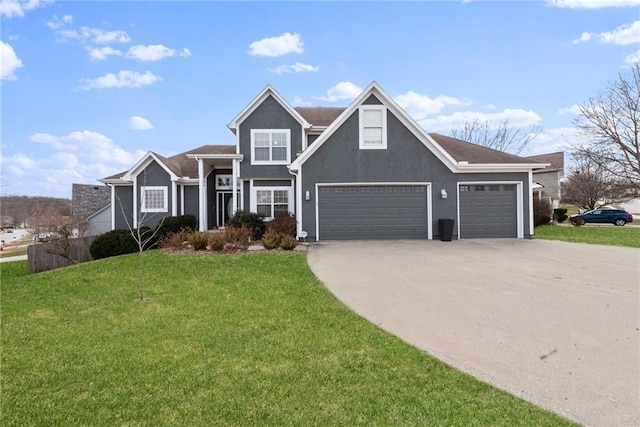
(89, 228), (151, 260)
(159, 228), (191, 250)
(155, 215), (197, 239)
(266, 212), (297, 237)
(187, 232), (209, 251)
(553, 208), (568, 223)
(224, 226), (252, 250)
(208, 233), (225, 251)
(226, 210), (265, 240)
(279, 234), (298, 250)
(533, 198), (552, 227)
(262, 230), (282, 250)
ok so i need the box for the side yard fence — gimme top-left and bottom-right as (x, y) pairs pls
(28, 236), (96, 274)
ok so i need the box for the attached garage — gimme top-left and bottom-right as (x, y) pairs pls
(317, 184), (431, 240)
(458, 183), (519, 238)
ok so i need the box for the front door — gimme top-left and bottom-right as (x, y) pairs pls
(217, 192), (235, 227)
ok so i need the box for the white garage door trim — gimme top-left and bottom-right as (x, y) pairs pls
(315, 182), (433, 241)
(456, 181), (524, 239)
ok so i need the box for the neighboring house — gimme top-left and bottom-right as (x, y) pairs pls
(71, 183), (111, 236)
(100, 82), (549, 240)
(525, 152), (565, 208)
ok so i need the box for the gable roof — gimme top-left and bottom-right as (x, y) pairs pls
(227, 85), (310, 132)
(525, 151), (564, 171)
(429, 133), (539, 164)
(290, 82), (545, 173)
(72, 183), (111, 219)
(99, 145), (236, 183)
(295, 107), (345, 128)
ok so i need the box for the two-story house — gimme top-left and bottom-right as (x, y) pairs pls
(100, 82), (548, 240)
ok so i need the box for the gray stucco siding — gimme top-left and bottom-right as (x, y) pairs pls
(114, 186), (133, 230)
(136, 160), (172, 229)
(299, 107), (533, 239)
(183, 185), (199, 221)
(238, 95), (303, 179)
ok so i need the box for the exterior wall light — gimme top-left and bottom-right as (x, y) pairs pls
(441, 189), (448, 199)
(305, 190), (310, 201)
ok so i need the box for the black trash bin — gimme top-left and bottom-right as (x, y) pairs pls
(438, 218), (455, 241)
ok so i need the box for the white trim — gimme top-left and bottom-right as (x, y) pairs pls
(171, 181), (177, 216)
(140, 186), (169, 213)
(232, 159), (238, 215)
(227, 85), (310, 132)
(198, 158), (206, 231)
(359, 105), (387, 150)
(528, 170), (534, 237)
(250, 182), (294, 221)
(133, 175), (138, 228)
(180, 185), (185, 215)
(250, 129), (291, 165)
(314, 182), (432, 241)
(456, 181), (524, 239)
(110, 184), (115, 230)
(295, 168), (303, 238)
(123, 152), (178, 182)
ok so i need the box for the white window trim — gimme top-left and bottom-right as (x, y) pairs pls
(249, 183), (294, 221)
(359, 106), (387, 150)
(250, 129), (291, 165)
(140, 186), (168, 213)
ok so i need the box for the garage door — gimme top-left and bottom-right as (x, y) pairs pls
(317, 185), (428, 240)
(459, 184), (517, 238)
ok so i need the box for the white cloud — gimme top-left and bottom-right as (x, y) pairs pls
(547, 0), (640, 8)
(525, 127), (580, 155)
(87, 46), (121, 61)
(270, 62), (319, 74)
(0, 0), (51, 18)
(0, 130), (145, 195)
(292, 96), (313, 107)
(248, 32), (303, 57)
(572, 32), (592, 44)
(418, 108), (542, 132)
(51, 22), (131, 45)
(46, 14), (73, 30)
(574, 20), (640, 45)
(315, 81), (363, 102)
(129, 116), (153, 130)
(626, 49), (640, 65)
(78, 70), (162, 90)
(0, 40), (23, 80)
(125, 44), (191, 61)
(558, 104), (581, 115)
(395, 91), (472, 119)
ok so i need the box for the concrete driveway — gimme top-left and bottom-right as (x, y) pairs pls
(307, 239), (639, 427)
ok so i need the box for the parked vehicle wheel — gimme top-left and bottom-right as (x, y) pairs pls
(614, 219), (627, 226)
(571, 217), (586, 226)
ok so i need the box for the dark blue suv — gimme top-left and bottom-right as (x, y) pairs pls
(570, 207), (634, 226)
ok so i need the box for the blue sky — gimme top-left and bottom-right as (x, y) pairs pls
(1, 0), (639, 198)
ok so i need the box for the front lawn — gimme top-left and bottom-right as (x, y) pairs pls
(535, 224), (640, 248)
(1, 252), (574, 426)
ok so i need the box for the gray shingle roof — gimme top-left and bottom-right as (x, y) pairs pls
(525, 151), (564, 171)
(295, 107), (346, 127)
(428, 133), (540, 164)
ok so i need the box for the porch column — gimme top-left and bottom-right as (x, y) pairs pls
(232, 158), (238, 215)
(198, 158), (207, 231)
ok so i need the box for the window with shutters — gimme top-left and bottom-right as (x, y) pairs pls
(359, 106), (387, 149)
(250, 129), (291, 165)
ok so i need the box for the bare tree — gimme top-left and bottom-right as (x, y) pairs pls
(571, 63), (640, 191)
(116, 169), (164, 302)
(561, 154), (614, 210)
(451, 119), (542, 154)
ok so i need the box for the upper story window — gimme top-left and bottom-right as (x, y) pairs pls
(141, 186), (168, 213)
(251, 129), (291, 165)
(359, 106), (387, 149)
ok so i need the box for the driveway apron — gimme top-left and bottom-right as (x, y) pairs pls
(307, 239), (640, 427)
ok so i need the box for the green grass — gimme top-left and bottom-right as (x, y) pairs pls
(1, 252), (574, 426)
(535, 224), (640, 248)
